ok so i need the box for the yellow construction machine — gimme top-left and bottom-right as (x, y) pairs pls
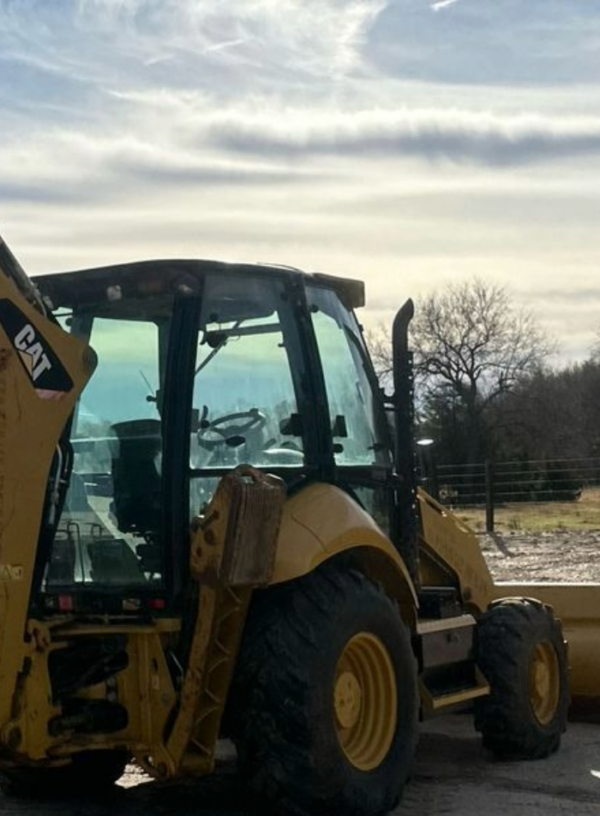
(0, 233), (597, 815)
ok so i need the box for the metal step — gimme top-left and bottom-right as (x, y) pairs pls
(419, 671), (490, 713)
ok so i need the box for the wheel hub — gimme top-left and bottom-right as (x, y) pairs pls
(333, 632), (398, 771)
(335, 671), (362, 729)
(530, 641), (560, 725)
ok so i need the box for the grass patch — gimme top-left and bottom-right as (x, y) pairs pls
(454, 488), (600, 534)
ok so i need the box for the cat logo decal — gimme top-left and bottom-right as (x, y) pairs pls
(0, 299), (73, 399)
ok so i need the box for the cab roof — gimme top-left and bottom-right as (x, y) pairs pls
(34, 259), (366, 311)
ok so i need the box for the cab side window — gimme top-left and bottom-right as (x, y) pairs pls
(307, 286), (389, 467)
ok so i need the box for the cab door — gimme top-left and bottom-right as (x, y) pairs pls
(305, 285), (394, 535)
(188, 272), (316, 517)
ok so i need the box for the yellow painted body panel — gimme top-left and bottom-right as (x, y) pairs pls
(0, 273), (95, 732)
(417, 489), (495, 614)
(271, 482), (418, 609)
(2, 618), (181, 768)
(0, 621), (62, 760)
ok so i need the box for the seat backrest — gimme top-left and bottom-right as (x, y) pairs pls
(110, 419), (162, 535)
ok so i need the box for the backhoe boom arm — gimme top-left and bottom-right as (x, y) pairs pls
(0, 233), (96, 730)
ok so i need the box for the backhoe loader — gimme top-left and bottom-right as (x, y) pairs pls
(0, 232), (597, 816)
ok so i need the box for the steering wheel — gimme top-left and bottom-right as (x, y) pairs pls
(197, 409), (267, 451)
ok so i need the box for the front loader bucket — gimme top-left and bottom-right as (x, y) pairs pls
(494, 582), (600, 720)
(417, 490), (600, 721)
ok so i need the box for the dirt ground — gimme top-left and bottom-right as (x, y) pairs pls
(0, 716), (597, 816)
(396, 715), (599, 815)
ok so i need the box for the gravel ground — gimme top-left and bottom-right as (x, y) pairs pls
(480, 529), (600, 583)
(1, 718), (597, 816)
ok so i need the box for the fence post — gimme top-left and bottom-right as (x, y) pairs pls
(485, 458), (494, 532)
(431, 457), (440, 502)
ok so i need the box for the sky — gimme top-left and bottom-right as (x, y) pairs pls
(1, 0), (600, 364)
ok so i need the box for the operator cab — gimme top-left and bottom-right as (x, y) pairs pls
(34, 260), (393, 615)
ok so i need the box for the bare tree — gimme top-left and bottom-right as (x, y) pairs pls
(367, 278), (553, 463)
(367, 324), (395, 387)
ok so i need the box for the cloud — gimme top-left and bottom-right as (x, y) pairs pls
(3, 100), (600, 213)
(0, 125), (320, 211)
(203, 108), (600, 166)
(3, 0), (600, 187)
(0, 0), (387, 96)
(0, 0), (598, 367)
(431, 0), (460, 11)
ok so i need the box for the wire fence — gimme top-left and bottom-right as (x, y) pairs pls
(437, 457), (599, 505)
(418, 456), (600, 533)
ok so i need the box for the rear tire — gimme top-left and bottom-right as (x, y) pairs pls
(230, 564), (419, 816)
(475, 598), (569, 760)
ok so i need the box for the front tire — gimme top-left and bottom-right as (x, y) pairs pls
(475, 598), (569, 760)
(231, 564), (419, 816)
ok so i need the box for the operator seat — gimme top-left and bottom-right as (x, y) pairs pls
(110, 419), (162, 535)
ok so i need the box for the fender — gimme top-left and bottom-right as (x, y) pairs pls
(270, 482), (418, 611)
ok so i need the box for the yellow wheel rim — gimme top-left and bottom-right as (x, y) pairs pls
(334, 632), (397, 771)
(529, 641), (560, 725)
